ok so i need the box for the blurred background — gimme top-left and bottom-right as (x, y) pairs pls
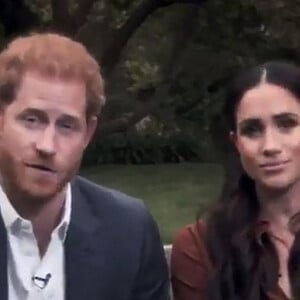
(1, 0), (299, 243)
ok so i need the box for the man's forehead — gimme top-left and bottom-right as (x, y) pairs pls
(19, 71), (86, 91)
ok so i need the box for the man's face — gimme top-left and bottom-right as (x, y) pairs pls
(0, 71), (96, 201)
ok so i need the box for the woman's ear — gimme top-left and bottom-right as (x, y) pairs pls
(229, 131), (240, 152)
(229, 131), (236, 145)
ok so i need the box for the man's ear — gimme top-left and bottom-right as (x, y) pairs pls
(84, 116), (98, 149)
(0, 108), (5, 135)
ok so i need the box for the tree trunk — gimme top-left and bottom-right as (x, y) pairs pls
(97, 5), (200, 137)
(101, 0), (206, 77)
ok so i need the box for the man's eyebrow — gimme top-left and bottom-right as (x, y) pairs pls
(58, 114), (80, 122)
(19, 108), (45, 115)
(18, 108), (48, 119)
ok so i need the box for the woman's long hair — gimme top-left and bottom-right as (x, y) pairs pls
(205, 61), (300, 300)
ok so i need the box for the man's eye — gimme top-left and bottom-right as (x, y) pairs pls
(58, 122), (74, 131)
(25, 116), (39, 123)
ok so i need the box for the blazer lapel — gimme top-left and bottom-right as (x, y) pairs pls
(0, 216), (7, 299)
(65, 181), (103, 300)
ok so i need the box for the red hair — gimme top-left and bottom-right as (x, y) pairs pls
(0, 32), (105, 116)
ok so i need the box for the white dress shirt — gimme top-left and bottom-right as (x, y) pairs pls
(0, 184), (72, 300)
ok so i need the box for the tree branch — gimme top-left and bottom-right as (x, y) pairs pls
(101, 0), (206, 77)
(0, 0), (40, 38)
(160, 0), (204, 6)
(97, 5), (200, 136)
(70, 0), (97, 34)
(97, 98), (157, 135)
(51, 0), (71, 33)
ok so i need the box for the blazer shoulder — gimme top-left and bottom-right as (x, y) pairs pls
(72, 175), (149, 218)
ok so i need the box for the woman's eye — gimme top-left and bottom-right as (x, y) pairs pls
(278, 118), (298, 129)
(240, 124), (263, 138)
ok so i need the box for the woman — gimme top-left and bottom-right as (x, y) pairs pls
(171, 61), (300, 300)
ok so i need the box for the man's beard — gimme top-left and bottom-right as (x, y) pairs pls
(0, 154), (80, 204)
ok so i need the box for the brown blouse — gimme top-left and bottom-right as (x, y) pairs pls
(171, 222), (289, 300)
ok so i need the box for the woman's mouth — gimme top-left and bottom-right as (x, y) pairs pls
(259, 160), (289, 172)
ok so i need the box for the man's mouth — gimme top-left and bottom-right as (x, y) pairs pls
(25, 163), (56, 173)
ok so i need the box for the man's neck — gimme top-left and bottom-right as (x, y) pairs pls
(31, 193), (66, 257)
(5, 188), (67, 257)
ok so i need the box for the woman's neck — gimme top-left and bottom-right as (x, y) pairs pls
(257, 181), (300, 231)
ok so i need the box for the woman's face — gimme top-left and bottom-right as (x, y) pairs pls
(232, 83), (300, 190)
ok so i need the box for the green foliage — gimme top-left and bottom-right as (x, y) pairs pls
(82, 125), (214, 166)
(124, 59), (161, 92)
(255, 1), (300, 53)
(25, 0), (52, 23)
(4, 0), (300, 164)
(96, 0), (300, 165)
(0, 22), (4, 46)
(101, 0), (143, 28)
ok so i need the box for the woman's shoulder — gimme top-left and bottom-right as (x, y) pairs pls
(171, 220), (213, 294)
(172, 220), (211, 265)
(173, 221), (207, 246)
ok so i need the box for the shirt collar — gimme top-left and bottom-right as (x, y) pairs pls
(55, 183), (72, 241)
(0, 184), (20, 230)
(255, 212), (300, 241)
(255, 219), (271, 242)
(0, 183), (72, 241)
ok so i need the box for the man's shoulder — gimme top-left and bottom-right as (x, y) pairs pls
(71, 175), (149, 218)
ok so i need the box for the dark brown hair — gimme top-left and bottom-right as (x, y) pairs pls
(205, 61), (300, 300)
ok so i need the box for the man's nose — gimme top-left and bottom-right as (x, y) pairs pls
(35, 126), (57, 156)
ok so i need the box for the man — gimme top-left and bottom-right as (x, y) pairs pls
(0, 33), (169, 300)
